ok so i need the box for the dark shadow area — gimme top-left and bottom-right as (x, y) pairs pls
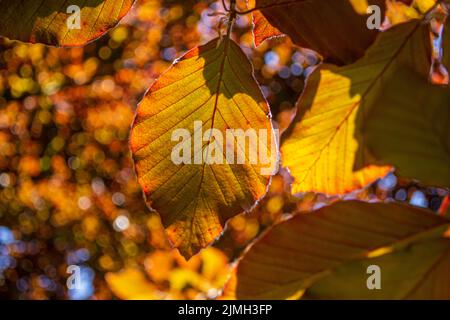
(190, 36), (264, 100)
(260, 0), (386, 65)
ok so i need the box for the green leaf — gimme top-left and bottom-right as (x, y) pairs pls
(225, 201), (450, 299)
(0, 0), (135, 46)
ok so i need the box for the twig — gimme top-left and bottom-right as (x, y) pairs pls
(227, 0), (237, 38)
(221, 0), (229, 12)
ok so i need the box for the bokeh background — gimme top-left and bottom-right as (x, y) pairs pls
(0, 0), (446, 299)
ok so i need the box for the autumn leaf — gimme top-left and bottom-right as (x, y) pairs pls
(364, 67), (450, 188)
(253, 0), (386, 64)
(252, 10), (283, 47)
(0, 0), (135, 46)
(414, 0), (438, 13)
(225, 201), (450, 299)
(130, 37), (278, 259)
(281, 20), (433, 195)
(384, 0), (439, 26)
(106, 268), (162, 300)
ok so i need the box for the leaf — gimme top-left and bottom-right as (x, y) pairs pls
(414, 0), (438, 13)
(252, 10), (283, 47)
(106, 268), (161, 300)
(364, 67), (450, 188)
(130, 37), (278, 259)
(254, 0), (386, 64)
(225, 201), (450, 299)
(0, 0), (135, 46)
(281, 20), (432, 195)
(385, 0), (421, 26)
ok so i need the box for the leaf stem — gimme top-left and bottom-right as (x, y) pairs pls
(221, 0), (229, 12)
(227, 0), (237, 39)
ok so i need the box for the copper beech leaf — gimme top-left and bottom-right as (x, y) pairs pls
(224, 201), (450, 299)
(252, 10), (283, 47)
(130, 37), (278, 259)
(0, 0), (135, 46)
(281, 20), (434, 195)
(364, 68), (450, 188)
(384, 0), (440, 27)
(105, 268), (160, 300)
(254, 0), (386, 64)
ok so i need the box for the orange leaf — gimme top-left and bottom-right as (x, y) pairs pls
(252, 10), (283, 47)
(0, 0), (135, 46)
(130, 37), (278, 259)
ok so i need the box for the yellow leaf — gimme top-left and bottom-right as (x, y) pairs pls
(225, 201), (450, 299)
(0, 0), (135, 46)
(414, 0), (437, 13)
(386, 1), (421, 26)
(130, 37), (278, 259)
(281, 20), (432, 195)
(106, 268), (161, 300)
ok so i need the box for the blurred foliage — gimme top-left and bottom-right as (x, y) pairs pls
(0, 0), (446, 299)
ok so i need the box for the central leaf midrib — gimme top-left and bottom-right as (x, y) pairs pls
(188, 37), (234, 250)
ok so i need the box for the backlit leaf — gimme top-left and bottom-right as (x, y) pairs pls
(443, 19), (450, 70)
(252, 10), (283, 47)
(0, 0), (135, 46)
(225, 201), (450, 299)
(281, 20), (432, 195)
(385, 0), (420, 26)
(130, 37), (278, 259)
(414, 0), (437, 13)
(364, 67), (450, 187)
(254, 0), (386, 64)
